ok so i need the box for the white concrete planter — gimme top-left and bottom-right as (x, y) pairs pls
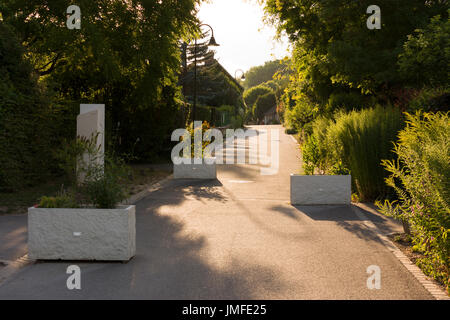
(290, 175), (351, 205)
(28, 205), (136, 261)
(173, 158), (217, 179)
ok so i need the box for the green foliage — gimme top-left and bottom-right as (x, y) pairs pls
(230, 115), (244, 129)
(398, 13), (450, 87)
(254, 92), (276, 123)
(54, 134), (102, 186)
(182, 53), (244, 121)
(301, 135), (320, 175)
(327, 92), (369, 113)
(39, 193), (79, 209)
(243, 59), (289, 89)
(2, 0), (202, 162)
(407, 87), (450, 113)
(302, 107), (404, 201)
(186, 121), (212, 159)
(82, 155), (131, 209)
(284, 96), (319, 133)
(331, 106), (404, 200)
(243, 85), (273, 109)
(301, 116), (334, 175)
(263, 0), (448, 102)
(41, 135), (131, 209)
(0, 23), (57, 191)
(376, 112), (449, 292)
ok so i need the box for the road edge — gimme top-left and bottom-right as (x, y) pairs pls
(351, 203), (449, 300)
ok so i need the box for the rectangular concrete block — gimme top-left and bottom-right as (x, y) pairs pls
(28, 205), (136, 261)
(173, 158), (217, 179)
(290, 175), (351, 205)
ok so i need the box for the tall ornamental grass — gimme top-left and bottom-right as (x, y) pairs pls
(331, 106), (404, 200)
(302, 106), (404, 201)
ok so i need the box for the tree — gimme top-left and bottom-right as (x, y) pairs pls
(398, 13), (450, 88)
(244, 59), (289, 89)
(263, 0), (448, 100)
(254, 92), (276, 123)
(1, 0), (202, 161)
(0, 23), (55, 190)
(243, 85), (273, 108)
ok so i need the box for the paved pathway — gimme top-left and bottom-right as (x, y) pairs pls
(0, 125), (435, 299)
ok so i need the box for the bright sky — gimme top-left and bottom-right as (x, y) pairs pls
(197, 0), (291, 75)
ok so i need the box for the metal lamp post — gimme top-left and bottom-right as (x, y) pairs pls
(193, 24), (219, 123)
(235, 69), (246, 81)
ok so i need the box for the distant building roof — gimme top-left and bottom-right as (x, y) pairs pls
(213, 60), (245, 92)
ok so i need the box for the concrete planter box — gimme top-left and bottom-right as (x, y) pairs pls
(290, 175), (351, 205)
(28, 205), (136, 261)
(173, 158), (217, 179)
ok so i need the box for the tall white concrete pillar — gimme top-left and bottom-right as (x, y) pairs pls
(76, 104), (105, 182)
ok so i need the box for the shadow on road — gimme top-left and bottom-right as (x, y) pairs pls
(128, 191), (287, 299)
(290, 205), (387, 244)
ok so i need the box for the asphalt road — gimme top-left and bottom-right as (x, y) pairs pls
(0, 125), (434, 299)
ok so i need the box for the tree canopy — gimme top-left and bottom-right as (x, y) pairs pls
(243, 85), (273, 108)
(243, 59), (289, 89)
(0, 0), (203, 190)
(263, 0), (448, 98)
(254, 92), (276, 123)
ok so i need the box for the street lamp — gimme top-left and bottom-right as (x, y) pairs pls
(193, 24), (219, 123)
(235, 69), (246, 81)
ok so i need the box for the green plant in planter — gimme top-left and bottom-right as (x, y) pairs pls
(54, 134), (103, 186)
(39, 194), (79, 209)
(43, 134), (131, 209)
(184, 121), (213, 159)
(81, 155), (131, 209)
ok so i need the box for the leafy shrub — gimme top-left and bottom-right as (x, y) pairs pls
(327, 91), (368, 112)
(398, 13), (450, 87)
(407, 87), (450, 113)
(254, 92), (277, 123)
(302, 116), (334, 174)
(230, 115), (244, 129)
(285, 128), (297, 135)
(82, 155), (131, 209)
(54, 134), (102, 186)
(243, 85), (273, 109)
(39, 193), (79, 209)
(376, 112), (449, 292)
(0, 23), (56, 191)
(185, 121), (212, 159)
(284, 96), (319, 133)
(302, 135), (320, 175)
(41, 135), (131, 209)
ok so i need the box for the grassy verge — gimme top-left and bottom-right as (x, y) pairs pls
(0, 165), (171, 215)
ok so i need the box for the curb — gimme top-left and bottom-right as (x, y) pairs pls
(351, 203), (449, 300)
(124, 174), (174, 205)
